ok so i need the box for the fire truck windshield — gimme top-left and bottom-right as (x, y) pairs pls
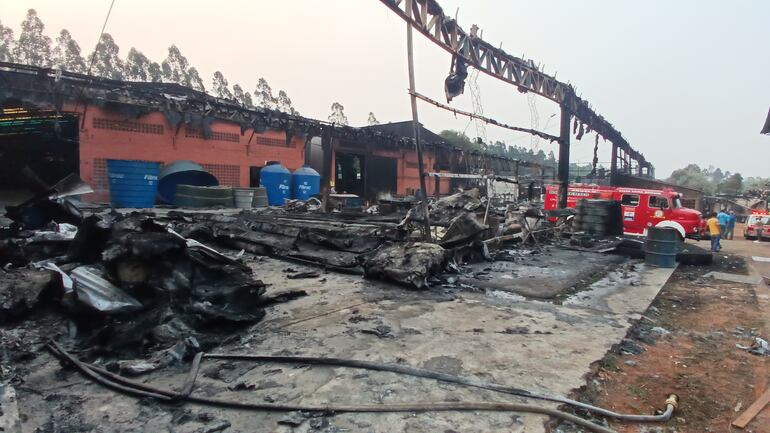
(672, 196), (683, 209)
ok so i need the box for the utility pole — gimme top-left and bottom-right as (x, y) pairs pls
(557, 104), (571, 209)
(405, 0), (432, 241)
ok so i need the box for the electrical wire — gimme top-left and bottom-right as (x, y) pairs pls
(73, 0), (117, 114)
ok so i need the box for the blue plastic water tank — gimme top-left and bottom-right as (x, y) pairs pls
(107, 160), (160, 208)
(292, 164), (320, 200)
(260, 161), (291, 206)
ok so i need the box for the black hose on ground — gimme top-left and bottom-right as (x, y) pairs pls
(202, 353), (678, 422)
(45, 342), (617, 433)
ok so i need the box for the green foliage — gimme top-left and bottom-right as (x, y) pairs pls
(328, 102), (348, 125)
(744, 176), (770, 193)
(52, 29), (85, 73)
(124, 48), (161, 82)
(667, 164), (758, 195)
(438, 130), (557, 166)
(90, 33), (123, 80)
(667, 164), (716, 194)
(719, 173), (743, 194)
(14, 9), (52, 67)
(0, 20), (14, 62)
(212, 71), (234, 99)
(5, 12), (300, 112)
(232, 84), (254, 108)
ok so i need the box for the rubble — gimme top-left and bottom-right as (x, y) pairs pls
(5, 171), (93, 230)
(69, 265), (143, 314)
(0, 267), (52, 322)
(0, 384), (21, 433)
(360, 242), (447, 289)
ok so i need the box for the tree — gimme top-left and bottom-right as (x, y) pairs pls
(367, 112), (380, 126)
(744, 177), (770, 193)
(328, 102), (348, 125)
(14, 9), (52, 66)
(146, 62), (162, 82)
(710, 167), (725, 184)
(0, 20), (15, 62)
(547, 151), (557, 166)
(277, 90), (297, 115)
(667, 164), (715, 195)
(52, 29), (85, 72)
(232, 84), (254, 108)
(719, 173), (743, 195)
(161, 44), (190, 84)
(124, 48), (161, 82)
(254, 78), (276, 109)
(439, 130), (478, 151)
(89, 33), (123, 80)
(186, 67), (205, 92)
(212, 71), (233, 99)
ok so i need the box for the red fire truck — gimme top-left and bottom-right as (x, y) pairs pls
(544, 184), (704, 239)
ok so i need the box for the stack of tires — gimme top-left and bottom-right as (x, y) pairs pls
(174, 185), (234, 208)
(573, 199), (623, 237)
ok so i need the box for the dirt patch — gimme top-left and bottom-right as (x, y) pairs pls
(569, 253), (770, 433)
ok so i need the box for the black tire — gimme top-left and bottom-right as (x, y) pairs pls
(176, 185), (233, 199)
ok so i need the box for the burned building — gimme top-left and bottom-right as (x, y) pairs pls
(0, 62), (552, 206)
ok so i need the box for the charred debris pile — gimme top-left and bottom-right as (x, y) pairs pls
(0, 183), (636, 367)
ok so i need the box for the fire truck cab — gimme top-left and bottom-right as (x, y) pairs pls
(544, 184), (704, 239)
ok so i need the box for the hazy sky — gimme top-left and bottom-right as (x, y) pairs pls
(3, 1), (769, 177)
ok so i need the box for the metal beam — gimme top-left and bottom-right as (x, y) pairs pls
(410, 90), (559, 141)
(378, 0), (652, 174)
(557, 105), (571, 208)
(405, 0), (432, 241)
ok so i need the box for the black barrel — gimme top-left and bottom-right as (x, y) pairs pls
(644, 227), (679, 268)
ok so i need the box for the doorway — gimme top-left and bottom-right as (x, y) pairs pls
(0, 108), (79, 205)
(335, 152), (365, 196)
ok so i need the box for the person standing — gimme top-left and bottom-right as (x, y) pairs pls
(756, 217), (765, 244)
(717, 210), (729, 240)
(707, 213), (722, 252)
(725, 210), (737, 240)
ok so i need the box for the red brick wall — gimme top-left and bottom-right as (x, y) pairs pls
(65, 104), (306, 201)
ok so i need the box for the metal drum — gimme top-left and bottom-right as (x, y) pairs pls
(644, 227), (679, 268)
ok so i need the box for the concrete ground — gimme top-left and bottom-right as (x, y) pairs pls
(7, 245), (677, 433)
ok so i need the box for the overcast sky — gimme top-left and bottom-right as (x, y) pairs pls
(3, 1), (769, 177)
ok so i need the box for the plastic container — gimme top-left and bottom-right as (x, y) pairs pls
(644, 227), (679, 268)
(157, 160), (218, 204)
(233, 188), (255, 209)
(259, 161), (291, 206)
(292, 164), (320, 201)
(107, 160), (160, 208)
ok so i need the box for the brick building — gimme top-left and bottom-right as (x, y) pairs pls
(0, 63), (548, 203)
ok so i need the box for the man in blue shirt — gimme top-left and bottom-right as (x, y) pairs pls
(717, 210), (730, 240)
(724, 210), (737, 240)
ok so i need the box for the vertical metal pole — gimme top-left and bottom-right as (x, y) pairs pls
(557, 104), (571, 209)
(610, 142), (618, 185)
(405, 0), (432, 241)
(320, 130), (334, 213)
